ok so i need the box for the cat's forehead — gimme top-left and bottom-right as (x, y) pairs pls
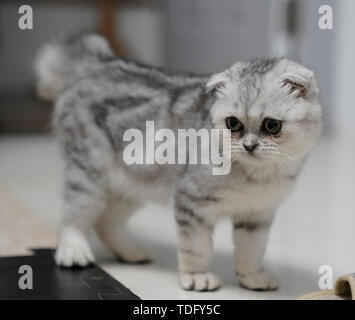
(227, 66), (291, 121)
(227, 60), (278, 99)
(238, 58), (279, 77)
(225, 77), (274, 121)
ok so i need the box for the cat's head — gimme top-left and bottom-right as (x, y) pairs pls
(207, 58), (322, 171)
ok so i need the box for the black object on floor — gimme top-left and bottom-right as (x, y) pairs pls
(0, 248), (140, 300)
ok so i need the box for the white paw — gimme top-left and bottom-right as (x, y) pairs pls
(179, 272), (221, 291)
(116, 244), (151, 264)
(55, 227), (94, 268)
(237, 269), (279, 291)
(55, 243), (94, 267)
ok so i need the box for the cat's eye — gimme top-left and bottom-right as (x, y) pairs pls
(262, 118), (282, 135)
(226, 117), (243, 132)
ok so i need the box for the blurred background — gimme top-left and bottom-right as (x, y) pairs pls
(1, 0), (355, 300)
(2, 0), (353, 134)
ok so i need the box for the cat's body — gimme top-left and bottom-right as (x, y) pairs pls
(35, 33), (321, 291)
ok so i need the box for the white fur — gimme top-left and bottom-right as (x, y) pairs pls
(55, 225), (94, 267)
(52, 56), (321, 293)
(176, 59), (321, 291)
(179, 272), (220, 291)
(95, 199), (151, 263)
(34, 44), (69, 101)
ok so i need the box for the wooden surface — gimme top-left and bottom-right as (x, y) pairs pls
(0, 187), (56, 256)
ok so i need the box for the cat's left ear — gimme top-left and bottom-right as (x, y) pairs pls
(205, 71), (229, 94)
(278, 59), (319, 99)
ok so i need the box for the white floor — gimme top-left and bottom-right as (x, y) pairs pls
(1, 134), (355, 299)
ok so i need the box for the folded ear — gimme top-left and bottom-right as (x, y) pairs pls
(282, 77), (310, 98)
(205, 71), (228, 94)
(278, 59), (319, 99)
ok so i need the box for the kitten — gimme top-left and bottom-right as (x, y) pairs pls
(35, 33), (322, 291)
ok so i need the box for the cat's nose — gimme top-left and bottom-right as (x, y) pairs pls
(243, 143), (259, 153)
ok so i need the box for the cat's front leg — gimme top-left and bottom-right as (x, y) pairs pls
(233, 217), (278, 291)
(175, 203), (220, 292)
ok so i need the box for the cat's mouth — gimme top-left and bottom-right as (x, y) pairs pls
(236, 151), (277, 166)
(234, 151), (261, 164)
(241, 151), (259, 158)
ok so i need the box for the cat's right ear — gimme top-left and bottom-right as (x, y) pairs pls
(205, 72), (228, 94)
(278, 59), (319, 100)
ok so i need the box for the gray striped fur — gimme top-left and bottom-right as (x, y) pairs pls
(35, 33), (322, 292)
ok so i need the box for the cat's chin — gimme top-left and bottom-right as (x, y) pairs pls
(234, 152), (280, 167)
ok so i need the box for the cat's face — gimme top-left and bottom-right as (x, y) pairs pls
(208, 58), (322, 170)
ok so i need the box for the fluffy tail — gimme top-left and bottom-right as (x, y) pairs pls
(34, 33), (114, 101)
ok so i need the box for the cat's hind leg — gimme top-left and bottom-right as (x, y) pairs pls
(95, 197), (151, 263)
(55, 175), (107, 268)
